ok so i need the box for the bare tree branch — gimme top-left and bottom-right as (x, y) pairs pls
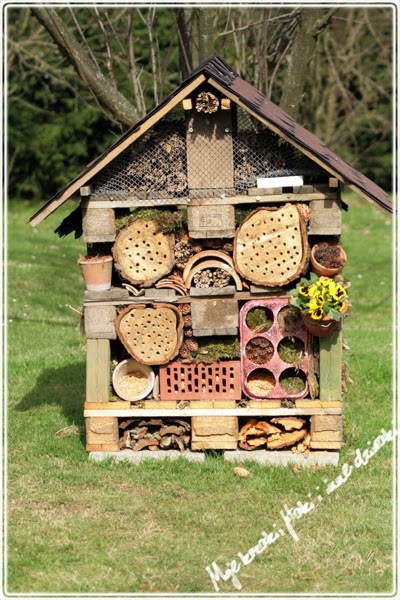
(31, 6), (139, 126)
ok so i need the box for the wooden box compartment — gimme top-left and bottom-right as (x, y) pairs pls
(159, 361), (241, 401)
(240, 298), (310, 400)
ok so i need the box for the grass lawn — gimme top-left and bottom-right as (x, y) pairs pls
(4, 194), (395, 595)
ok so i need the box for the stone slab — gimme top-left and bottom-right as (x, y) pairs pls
(193, 327), (238, 337)
(89, 450), (205, 463)
(224, 450), (340, 467)
(250, 285), (283, 294)
(144, 288), (177, 299)
(84, 287), (130, 302)
(190, 285), (236, 297)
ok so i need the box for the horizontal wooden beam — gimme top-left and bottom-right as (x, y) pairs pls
(83, 290), (290, 307)
(84, 407), (342, 418)
(82, 192), (336, 209)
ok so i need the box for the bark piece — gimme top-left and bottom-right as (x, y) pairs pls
(270, 417), (306, 431)
(267, 429), (307, 449)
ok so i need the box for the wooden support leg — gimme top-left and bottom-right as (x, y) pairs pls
(86, 339), (110, 403)
(319, 330), (342, 401)
(86, 416), (119, 451)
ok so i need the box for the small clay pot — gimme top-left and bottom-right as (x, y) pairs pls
(77, 255), (113, 291)
(310, 243), (347, 277)
(301, 312), (339, 337)
(301, 302), (347, 338)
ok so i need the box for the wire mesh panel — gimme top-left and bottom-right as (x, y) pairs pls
(233, 107), (326, 191)
(90, 101), (326, 203)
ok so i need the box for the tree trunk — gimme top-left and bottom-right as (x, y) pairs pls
(31, 7), (139, 127)
(280, 8), (338, 122)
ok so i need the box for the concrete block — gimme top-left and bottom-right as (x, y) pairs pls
(82, 207), (116, 242)
(190, 285), (236, 297)
(188, 205), (235, 238)
(84, 305), (117, 339)
(144, 288), (177, 299)
(308, 198), (342, 235)
(191, 298), (238, 337)
(84, 287), (130, 302)
(224, 450), (340, 467)
(89, 450), (205, 463)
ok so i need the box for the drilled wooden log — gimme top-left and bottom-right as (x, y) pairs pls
(116, 303), (183, 365)
(113, 220), (175, 287)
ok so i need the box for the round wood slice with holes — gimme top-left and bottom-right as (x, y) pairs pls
(116, 303), (183, 365)
(233, 204), (307, 287)
(113, 220), (175, 287)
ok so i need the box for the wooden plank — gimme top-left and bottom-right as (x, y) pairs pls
(82, 192), (336, 209)
(83, 290), (291, 307)
(309, 441), (342, 450)
(80, 186), (92, 197)
(296, 400), (342, 408)
(29, 74), (206, 227)
(86, 339), (111, 403)
(191, 416), (238, 450)
(186, 108), (233, 190)
(182, 98), (193, 110)
(221, 98), (231, 110)
(249, 400), (281, 408)
(308, 197), (342, 235)
(86, 443), (120, 452)
(83, 407), (343, 417)
(86, 416), (119, 445)
(84, 401), (129, 410)
(329, 178), (339, 188)
(319, 331), (342, 401)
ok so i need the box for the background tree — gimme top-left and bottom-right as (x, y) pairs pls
(7, 6), (392, 200)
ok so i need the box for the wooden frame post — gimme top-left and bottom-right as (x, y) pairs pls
(319, 331), (342, 401)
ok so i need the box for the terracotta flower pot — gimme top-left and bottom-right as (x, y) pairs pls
(310, 242), (347, 277)
(301, 302), (347, 338)
(301, 311), (339, 337)
(77, 255), (113, 291)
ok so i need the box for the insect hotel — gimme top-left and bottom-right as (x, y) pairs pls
(29, 57), (392, 464)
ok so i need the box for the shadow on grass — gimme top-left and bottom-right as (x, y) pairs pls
(16, 362), (86, 444)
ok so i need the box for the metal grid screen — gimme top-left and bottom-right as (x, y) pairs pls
(90, 105), (326, 201)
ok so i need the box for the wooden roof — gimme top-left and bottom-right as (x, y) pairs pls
(30, 55), (393, 227)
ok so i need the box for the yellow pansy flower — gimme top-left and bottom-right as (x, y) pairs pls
(299, 285), (310, 297)
(335, 301), (346, 312)
(333, 285), (346, 301)
(310, 307), (324, 320)
(308, 283), (318, 298)
(319, 278), (331, 287)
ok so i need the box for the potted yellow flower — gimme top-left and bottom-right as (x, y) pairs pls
(289, 273), (348, 337)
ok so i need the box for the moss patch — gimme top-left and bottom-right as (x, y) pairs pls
(246, 307), (273, 333)
(115, 207), (187, 234)
(278, 337), (304, 368)
(192, 336), (240, 363)
(280, 375), (306, 394)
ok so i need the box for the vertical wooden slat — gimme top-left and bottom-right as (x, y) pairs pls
(319, 331), (342, 401)
(186, 108), (234, 190)
(86, 339), (110, 403)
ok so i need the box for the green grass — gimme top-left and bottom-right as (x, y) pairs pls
(5, 195), (395, 595)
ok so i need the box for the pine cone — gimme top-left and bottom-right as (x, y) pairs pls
(195, 91), (219, 114)
(184, 328), (193, 338)
(177, 303), (191, 315)
(186, 338), (199, 353)
(183, 314), (193, 328)
(203, 239), (222, 249)
(179, 342), (191, 359)
(222, 242), (234, 253)
(192, 244), (204, 254)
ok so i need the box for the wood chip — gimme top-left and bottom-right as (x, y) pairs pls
(270, 417), (306, 431)
(233, 466), (251, 478)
